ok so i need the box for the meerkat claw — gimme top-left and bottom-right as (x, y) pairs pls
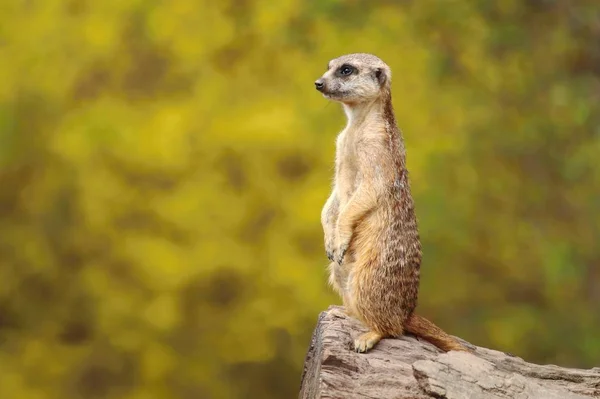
(325, 236), (336, 261)
(335, 246), (347, 265)
(354, 332), (382, 353)
(326, 250), (334, 261)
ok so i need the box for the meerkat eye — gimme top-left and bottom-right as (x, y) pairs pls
(339, 65), (354, 76)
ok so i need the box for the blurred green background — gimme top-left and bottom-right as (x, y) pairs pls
(1, 1), (600, 398)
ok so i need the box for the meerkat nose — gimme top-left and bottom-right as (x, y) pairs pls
(315, 79), (325, 91)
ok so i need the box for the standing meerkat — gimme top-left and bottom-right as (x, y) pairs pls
(315, 53), (468, 353)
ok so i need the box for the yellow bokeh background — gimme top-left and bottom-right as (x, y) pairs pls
(1, 1), (599, 398)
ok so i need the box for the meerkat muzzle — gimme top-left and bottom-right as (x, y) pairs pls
(314, 79), (325, 91)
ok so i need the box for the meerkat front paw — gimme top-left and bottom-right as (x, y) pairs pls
(334, 234), (349, 265)
(354, 331), (383, 353)
(334, 244), (347, 265)
(325, 235), (336, 262)
(335, 230), (351, 265)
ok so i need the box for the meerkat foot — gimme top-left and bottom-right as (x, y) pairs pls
(354, 331), (383, 353)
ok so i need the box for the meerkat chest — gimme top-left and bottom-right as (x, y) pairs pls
(335, 130), (361, 203)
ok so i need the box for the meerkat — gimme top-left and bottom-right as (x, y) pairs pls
(315, 53), (468, 353)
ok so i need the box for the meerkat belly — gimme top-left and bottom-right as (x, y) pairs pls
(335, 160), (359, 206)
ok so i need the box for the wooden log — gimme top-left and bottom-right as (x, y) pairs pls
(299, 306), (600, 399)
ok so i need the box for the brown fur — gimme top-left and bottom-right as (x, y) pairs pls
(316, 53), (468, 353)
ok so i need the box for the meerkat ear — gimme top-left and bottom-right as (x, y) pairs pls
(375, 68), (387, 86)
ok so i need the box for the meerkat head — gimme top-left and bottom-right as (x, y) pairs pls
(314, 53), (391, 104)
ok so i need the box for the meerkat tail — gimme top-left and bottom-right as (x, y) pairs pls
(404, 313), (469, 352)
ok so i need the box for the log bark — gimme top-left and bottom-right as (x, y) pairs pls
(299, 306), (600, 399)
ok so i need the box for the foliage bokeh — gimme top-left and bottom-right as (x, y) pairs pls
(1, 1), (599, 398)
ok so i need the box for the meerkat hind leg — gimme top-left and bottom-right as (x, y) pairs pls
(354, 331), (383, 353)
(327, 262), (345, 297)
(329, 261), (360, 319)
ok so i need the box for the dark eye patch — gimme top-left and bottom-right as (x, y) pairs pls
(337, 64), (355, 76)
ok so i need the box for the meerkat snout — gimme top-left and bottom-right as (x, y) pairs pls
(315, 79), (325, 91)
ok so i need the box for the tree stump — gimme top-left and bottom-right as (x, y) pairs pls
(299, 306), (600, 399)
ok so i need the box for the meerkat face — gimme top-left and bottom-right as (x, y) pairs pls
(314, 53), (391, 104)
